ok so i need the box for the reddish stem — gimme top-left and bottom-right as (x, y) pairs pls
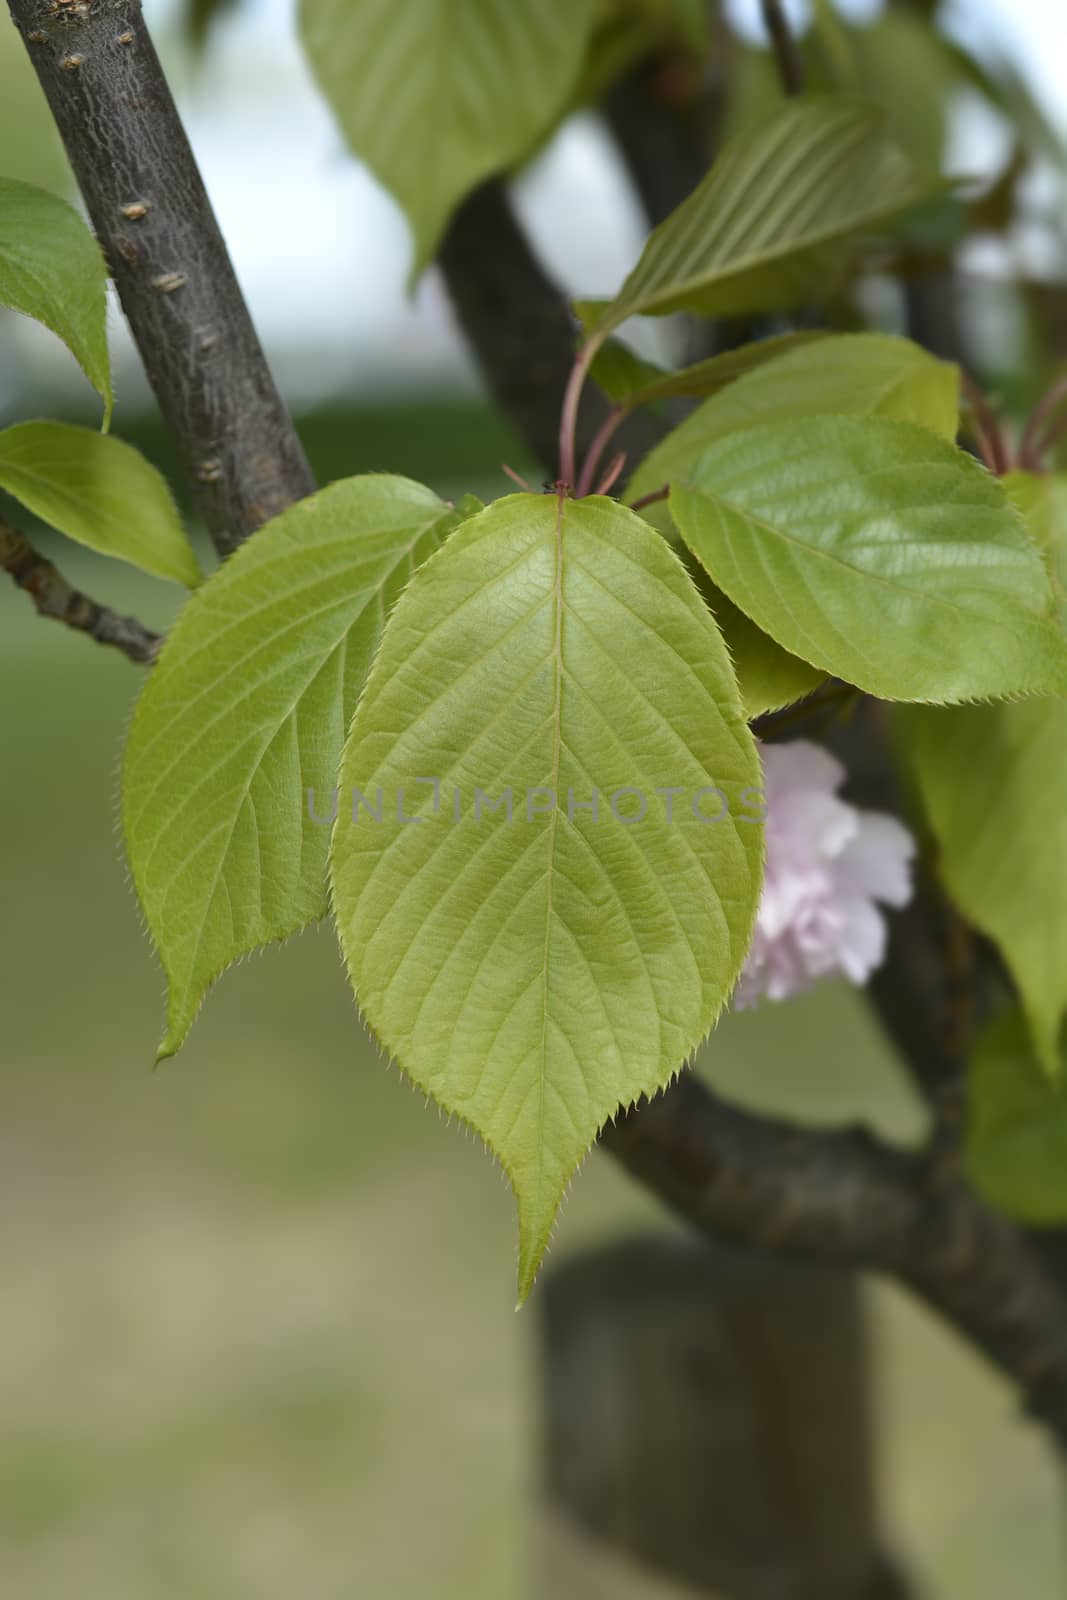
(576, 404), (627, 497)
(1018, 376), (1067, 472)
(594, 452), (628, 497)
(961, 373), (1011, 476)
(629, 485), (670, 514)
(559, 337), (603, 490)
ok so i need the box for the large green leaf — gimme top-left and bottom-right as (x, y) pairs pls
(0, 422), (199, 587)
(898, 478), (1067, 1075)
(628, 332), (960, 511)
(300, 0), (596, 276)
(899, 696), (1067, 1077)
(124, 476), (467, 1059)
(671, 416), (1067, 703)
(966, 1010), (1067, 1221)
(0, 177), (112, 417)
(330, 492), (763, 1298)
(587, 98), (939, 336)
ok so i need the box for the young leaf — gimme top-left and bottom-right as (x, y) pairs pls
(0, 422), (199, 588)
(966, 1009), (1067, 1221)
(588, 338), (669, 407)
(0, 177), (112, 417)
(124, 476), (469, 1060)
(300, 0), (596, 277)
(627, 332), (960, 510)
(898, 695), (1067, 1078)
(591, 329), (827, 411)
(712, 589), (825, 719)
(1005, 470), (1067, 617)
(671, 537), (826, 719)
(671, 416), (1067, 703)
(586, 98), (940, 337)
(329, 493), (764, 1299)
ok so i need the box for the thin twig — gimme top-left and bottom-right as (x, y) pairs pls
(1019, 375), (1067, 471)
(576, 404), (627, 498)
(9, 0), (314, 553)
(559, 340), (602, 489)
(960, 372), (1011, 476)
(760, 0), (806, 97)
(594, 452), (627, 497)
(1, 518), (160, 664)
(629, 485), (670, 514)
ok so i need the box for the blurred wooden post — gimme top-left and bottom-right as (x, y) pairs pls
(537, 1236), (911, 1600)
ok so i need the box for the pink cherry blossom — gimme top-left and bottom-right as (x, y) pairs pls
(734, 739), (915, 1010)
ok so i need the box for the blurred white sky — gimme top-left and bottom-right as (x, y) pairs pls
(18, 0), (1067, 410)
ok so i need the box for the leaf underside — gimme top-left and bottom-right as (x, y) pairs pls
(300, 0), (596, 276)
(0, 421), (199, 587)
(966, 1009), (1067, 1221)
(330, 493), (763, 1299)
(0, 176), (112, 416)
(900, 699), (1067, 1077)
(124, 475), (464, 1058)
(592, 96), (940, 334)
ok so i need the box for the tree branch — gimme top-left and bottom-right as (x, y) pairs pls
(9, 0), (315, 554)
(0, 516), (160, 663)
(601, 1071), (1067, 1455)
(437, 179), (659, 475)
(603, 55), (718, 230)
(760, 0), (806, 97)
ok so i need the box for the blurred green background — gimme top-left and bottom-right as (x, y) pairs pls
(2, 0), (1067, 1592)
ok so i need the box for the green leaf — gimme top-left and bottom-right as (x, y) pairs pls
(671, 416), (1067, 703)
(966, 1009), (1067, 1222)
(594, 330), (827, 411)
(847, 12), (950, 172)
(1005, 470), (1067, 623)
(124, 475), (468, 1059)
(300, 0), (596, 277)
(0, 422), (199, 587)
(899, 697), (1067, 1079)
(329, 492), (763, 1298)
(712, 588), (825, 719)
(625, 333), (959, 715)
(572, 0), (704, 106)
(628, 332), (961, 511)
(588, 339), (669, 407)
(588, 97), (941, 336)
(0, 177), (112, 418)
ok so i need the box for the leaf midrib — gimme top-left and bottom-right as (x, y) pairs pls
(536, 493), (566, 1205)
